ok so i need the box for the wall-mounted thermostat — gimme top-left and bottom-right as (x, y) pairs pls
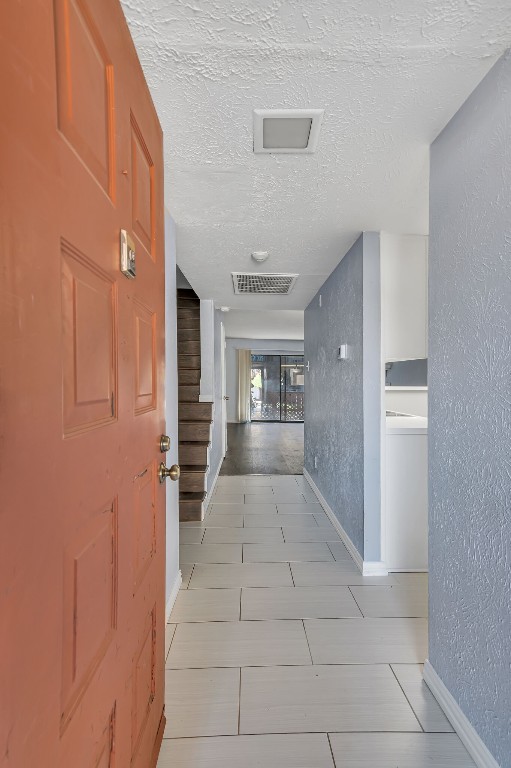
(338, 344), (349, 360)
(120, 229), (136, 279)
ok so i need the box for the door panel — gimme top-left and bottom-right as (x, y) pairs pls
(0, 1), (166, 766)
(92, 707), (116, 768)
(54, 0), (115, 196)
(133, 461), (157, 592)
(61, 240), (118, 434)
(131, 606), (157, 757)
(61, 500), (118, 730)
(133, 297), (157, 414)
(131, 114), (155, 258)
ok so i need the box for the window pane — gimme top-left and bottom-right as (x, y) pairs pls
(282, 355), (304, 421)
(250, 355), (281, 421)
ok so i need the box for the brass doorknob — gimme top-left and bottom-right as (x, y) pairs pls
(158, 463), (180, 483)
(160, 434), (171, 452)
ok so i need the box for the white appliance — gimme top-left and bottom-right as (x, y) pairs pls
(385, 413), (428, 571)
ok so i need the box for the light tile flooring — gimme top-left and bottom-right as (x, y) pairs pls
(158, 474), (475, 768)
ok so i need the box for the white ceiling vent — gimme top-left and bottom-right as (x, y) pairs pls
(253, 109), (324, 154)
(232, 272), (298, 295)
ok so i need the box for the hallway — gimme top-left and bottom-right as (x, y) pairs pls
(158, 474), (475, 767)
(220, 423), (304, 476)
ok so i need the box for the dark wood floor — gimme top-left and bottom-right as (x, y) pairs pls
(220, 422), (304, 475)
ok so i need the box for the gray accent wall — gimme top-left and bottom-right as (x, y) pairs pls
(362, 233), (383, 562)
(429, 52), (511, 767)
(304, 234), (383, 560)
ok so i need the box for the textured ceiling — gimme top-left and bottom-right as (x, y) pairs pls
(121, 0), (511, 309)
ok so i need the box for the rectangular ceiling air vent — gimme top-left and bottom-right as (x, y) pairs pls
(232, 272), (299, 295)
(253, 109), (324, 154)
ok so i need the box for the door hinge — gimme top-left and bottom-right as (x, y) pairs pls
(111, 392), (115, 416)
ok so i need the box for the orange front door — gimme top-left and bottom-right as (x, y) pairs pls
(0, 2), (167, 766)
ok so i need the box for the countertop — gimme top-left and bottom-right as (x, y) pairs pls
(386, 414), (428, 434)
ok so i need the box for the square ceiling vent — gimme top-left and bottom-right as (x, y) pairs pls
(232, 272), (299, 295)
(253, 109), (324, 154)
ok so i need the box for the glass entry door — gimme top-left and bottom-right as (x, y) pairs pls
(250, 354), (304, 422)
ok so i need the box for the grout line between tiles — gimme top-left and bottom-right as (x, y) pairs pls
(326, 541), (339, 560)
(347, 585), (365, 617)
(288, 562), (295, 586)
(186, 563), (195, 589)
(165, 623), (177, 661)
(237, 668), (242, 734)
(165, 661), (420, 672)
(326, 733), (338, 768)
(302, 619), (314, 665)
(170, 615), (368, 624)
(389, 664), (425, 732)
(162, 729), (437, 743)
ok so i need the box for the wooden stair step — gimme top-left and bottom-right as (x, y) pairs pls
(180, 465), (209, 493)
(178, 328), (200, 342)
(178, 384), (200, 402)
(177, 307), (200, 320)
(178, 368), (201, 385)
(179, 492), (205, 522)
(179, 421), (211, 441)
(178, 354), (201, 370)
(178, 340), (201, 356)
(177, 297), (200, 309)
(177, 316), (200, 330)
(179, 441), (210, 465)
(179, 402), (213, 421)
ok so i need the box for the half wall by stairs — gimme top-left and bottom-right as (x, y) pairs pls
(177, 289), (212, 521)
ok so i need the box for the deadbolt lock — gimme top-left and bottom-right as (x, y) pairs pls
(160, 434), (171, 453)
(158, 463), (180, 484)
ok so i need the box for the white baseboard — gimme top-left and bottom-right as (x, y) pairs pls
(165, 569), (182, 624)
(303, 468), (388, 576)
(423, 661), (500, 768)
(361, 560), (389, 576)
(303, 467), (387, 576)
(204, 459), (222, 509)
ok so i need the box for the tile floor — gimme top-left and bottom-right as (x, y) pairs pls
(158, 474), (475, 768)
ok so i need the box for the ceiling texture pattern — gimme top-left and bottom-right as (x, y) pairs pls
(121, 0), (511, 309)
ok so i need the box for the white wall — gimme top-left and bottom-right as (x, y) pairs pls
(164, 211), (180, 617)
(385, 388), (428, 417)
(221, 310), (304, 340)
(206, 309), (225, 493)
(225, 338), (304, 422)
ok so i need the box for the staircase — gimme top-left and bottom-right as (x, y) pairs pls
(177, 289), (212, 521)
